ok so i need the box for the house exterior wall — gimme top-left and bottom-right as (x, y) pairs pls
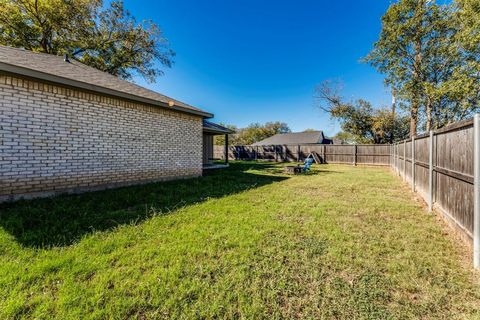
(0, 74), (203, 202)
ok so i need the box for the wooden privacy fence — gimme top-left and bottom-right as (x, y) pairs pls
(213, 144), (391, 166)
(392, 116), (480, 268)
(214, 115), (480, 268)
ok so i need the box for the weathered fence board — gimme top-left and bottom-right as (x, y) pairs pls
(392, 119), (475, 246)
(214, 144), (391, 166)
(214, 116), (480, 268)
(414, 136), (430, 200)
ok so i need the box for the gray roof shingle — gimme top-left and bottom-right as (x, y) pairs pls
(0, 45), (212, 117)
(252, 131), (331, 145)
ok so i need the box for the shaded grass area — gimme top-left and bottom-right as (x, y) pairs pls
(0, 162), (287, 247)
(0, 162), (479, 319)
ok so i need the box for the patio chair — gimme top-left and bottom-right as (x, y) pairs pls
(303, 158), (314, 173)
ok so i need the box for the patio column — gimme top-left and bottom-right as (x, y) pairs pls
(224, 134), (229, 165)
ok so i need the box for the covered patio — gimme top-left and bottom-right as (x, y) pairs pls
(202, 120), (234, 170)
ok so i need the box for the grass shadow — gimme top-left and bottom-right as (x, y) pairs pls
(0, 162), (288, 248)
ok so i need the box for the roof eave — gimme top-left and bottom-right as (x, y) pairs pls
(203, 128), (234, 135)
(0, 62), (213, 118)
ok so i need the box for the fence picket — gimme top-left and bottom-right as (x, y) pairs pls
(474, 114), (479, 268)
(429, 131), (434, 212)
(412, 136), (416, 192)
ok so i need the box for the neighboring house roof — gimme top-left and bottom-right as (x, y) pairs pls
(0, 45), (212, 118)
(252, 131), (332, 146)
(203, 120), (235, 135)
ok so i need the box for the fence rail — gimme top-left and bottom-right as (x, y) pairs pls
(215, 115), (480, 268)
(392, 117), (478, 269)
(213, 144), (391, 166)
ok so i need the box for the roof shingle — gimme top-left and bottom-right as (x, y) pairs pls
(0, 45), (212, 117)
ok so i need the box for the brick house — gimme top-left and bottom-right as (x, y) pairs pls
(0, 45), (231, 202)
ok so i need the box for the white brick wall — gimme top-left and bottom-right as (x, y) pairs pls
(0, 75), (203, 201)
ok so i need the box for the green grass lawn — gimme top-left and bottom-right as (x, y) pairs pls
(1, 162), (479, 319)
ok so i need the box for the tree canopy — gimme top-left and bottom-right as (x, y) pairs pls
(315, 80), (409, 144)
(332, 131), (359, 145)
(365, 0), (480, 136)
(0, 0), (174, 82)
(214, 122), (291, 146)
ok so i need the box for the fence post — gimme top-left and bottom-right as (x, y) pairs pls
(389, 145), (391, 167)
(391, 144), (393, 168)
(323, 144), (326, 164)
(412, 136), (415, 192)
(392, 144), (394, 170)
(297, 145), (300, 162)
(428, 131), (434, 212)
(394, 143), (397, 173)
(275, 145), (278, 162)
(393, 144), (395, 171)
(397, 143), (400, 176)
(474, 114), (480, 268)
(403, 140), (406, 180)
(393, 144), (396, 171)
(353, 145), (357, 166)
(398, 142), (400, 175)
(394, 144), (397, 171)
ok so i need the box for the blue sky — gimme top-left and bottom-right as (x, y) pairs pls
(127, 0), (393, 136)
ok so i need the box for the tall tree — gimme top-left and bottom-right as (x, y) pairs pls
(315, 80), (409, 144)
(367, 0), (480, 134)
(443, 0), (480, 122)
(0, 0), (174, 82)
(365, 0), (444, 136)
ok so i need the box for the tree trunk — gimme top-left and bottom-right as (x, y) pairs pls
(410, 106), (418, 138)
(391, 88), (396, 116)
(426, 96), (433, 131)
(411, 42), (422, 137)
(410, 2), (424, 138)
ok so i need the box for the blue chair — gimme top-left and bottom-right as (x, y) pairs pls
(303, 158), (314, 173)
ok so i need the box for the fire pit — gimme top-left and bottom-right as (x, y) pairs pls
(284, 166), (302, 174)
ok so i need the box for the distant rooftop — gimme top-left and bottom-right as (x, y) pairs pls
(252, 131), (333, 146)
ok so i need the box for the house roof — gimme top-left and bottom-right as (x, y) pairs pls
(252, 131), (331, 146)
(203, 120), (235, 135)
(0, 45), (212, 118)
